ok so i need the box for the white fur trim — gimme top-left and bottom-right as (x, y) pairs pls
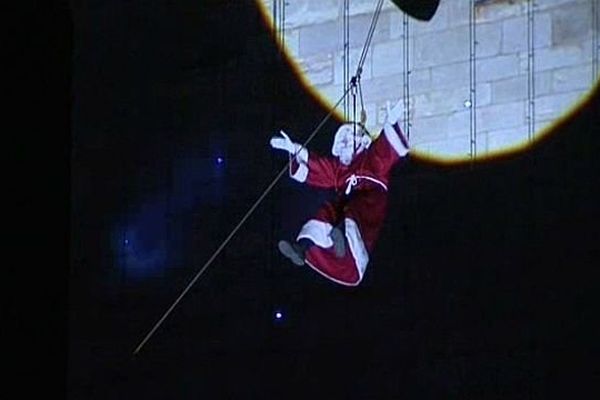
(302, 217), (368, 286)
(296, 219), (333, 248)
(305, 259), (362, 287)
(383, 123), (409, 157)
(344, 218), (369, 280)
(290, 147), (309, 183)
(297, 218), (369, 286)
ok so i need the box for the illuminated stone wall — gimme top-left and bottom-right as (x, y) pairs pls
(260, 0), (598, 160)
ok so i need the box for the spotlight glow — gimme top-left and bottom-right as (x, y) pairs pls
(254, 0), (599, 164)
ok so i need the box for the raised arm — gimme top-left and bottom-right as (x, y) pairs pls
(365, 99), (410, 175)
(382, 98), (410, 157)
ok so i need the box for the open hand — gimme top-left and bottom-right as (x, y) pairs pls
(385, 98), (404, 125)
(269, 130), (300, 154)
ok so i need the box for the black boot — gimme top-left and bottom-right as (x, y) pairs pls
(330, 224), (346, 258)
(278, 240), (307, 266)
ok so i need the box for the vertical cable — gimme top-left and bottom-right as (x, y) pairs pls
(282, 0), (286, 49)
(353, 80), (357, 152)
(272, 0), (277, 48)
(280, 0), (285, 48)
(274, 0), (293, 178)
(402, 13), (411, 139)
(343, 0), (350, 119)
(356, 0), (384, 74)
(527, 0), (536, 142)
(279, 0), (282, 47)
(273, 0), (285, 51)
(593, 0), (599, 84)
(469, 0), (477, 160)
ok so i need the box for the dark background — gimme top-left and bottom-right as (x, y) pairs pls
(16, 1), (598, 398)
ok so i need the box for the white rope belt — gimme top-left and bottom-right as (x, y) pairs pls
(344, 174), (388, 195)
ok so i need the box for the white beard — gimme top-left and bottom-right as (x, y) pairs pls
(338, 151), (353, 166)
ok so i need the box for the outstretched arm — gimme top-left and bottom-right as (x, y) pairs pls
(269, 130), (304, 156)
(364, 99), (410, 176)
(269, 130), (310, 182)
(269, 130), (337, 188)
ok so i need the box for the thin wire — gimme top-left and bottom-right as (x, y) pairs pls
(343, 0), (350, 119)
(402, 13), (410, 139)
(282, 0), (286, 49)
(527, 0), (535, 142)
(593, 0), (599, 84)
(132, 87), (351, 356)
(356, 0), (384, 75)
(469, 0), (477, 161)
(349, 0), (384, 150)
(351, 0), (384, 140)
(273, 0), (277, 43)
(353, 79), (357, 152)
(134, 0), (385, 356)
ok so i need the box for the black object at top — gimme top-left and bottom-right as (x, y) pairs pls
(390, 0), (441, 21)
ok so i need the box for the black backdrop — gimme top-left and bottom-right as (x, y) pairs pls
(16, 1), (599, 398)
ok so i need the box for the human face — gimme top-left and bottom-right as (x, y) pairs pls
(337, 137), (355, 165)
(332, 124), (367, 165)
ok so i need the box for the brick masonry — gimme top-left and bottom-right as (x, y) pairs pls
(260, 0), (598, 160)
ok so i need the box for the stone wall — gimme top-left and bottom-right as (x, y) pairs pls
(259, 0), (599, 160)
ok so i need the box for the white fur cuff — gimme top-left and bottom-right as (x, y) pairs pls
(297, 219), (334, 248)
(383, 123), (409, 157)
(290, 147), (309, 183)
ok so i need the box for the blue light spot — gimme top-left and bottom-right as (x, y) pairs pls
(124, 239), (129, 245)
(216, 157), (224, 164)
(275, 311), (282, 319)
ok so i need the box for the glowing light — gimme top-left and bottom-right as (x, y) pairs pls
(124, 239), (129, 245)
(275, 311), (282, 319)
(216, 157), (224, 164)
(254, 0), (599, 164)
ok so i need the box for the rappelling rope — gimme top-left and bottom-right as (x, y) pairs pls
(352, 0), (384, 150)
(357, 0), (384, 79)
(133, 90), (350, 356)
(133, 0), (386, 356)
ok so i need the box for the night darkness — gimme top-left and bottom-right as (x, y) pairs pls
(17, 1), (599, 398)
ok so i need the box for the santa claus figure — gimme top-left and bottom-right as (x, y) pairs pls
(269, 99), (409, 286)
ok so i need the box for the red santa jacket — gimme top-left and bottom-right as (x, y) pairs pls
(288, 122), (409, 286)
(290, 122), (409, 194)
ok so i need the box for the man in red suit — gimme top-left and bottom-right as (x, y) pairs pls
(270, 99), (409, 286)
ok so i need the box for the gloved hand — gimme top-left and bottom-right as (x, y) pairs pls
(385, 98), (404, 126)
(269, 130), (302, 154)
